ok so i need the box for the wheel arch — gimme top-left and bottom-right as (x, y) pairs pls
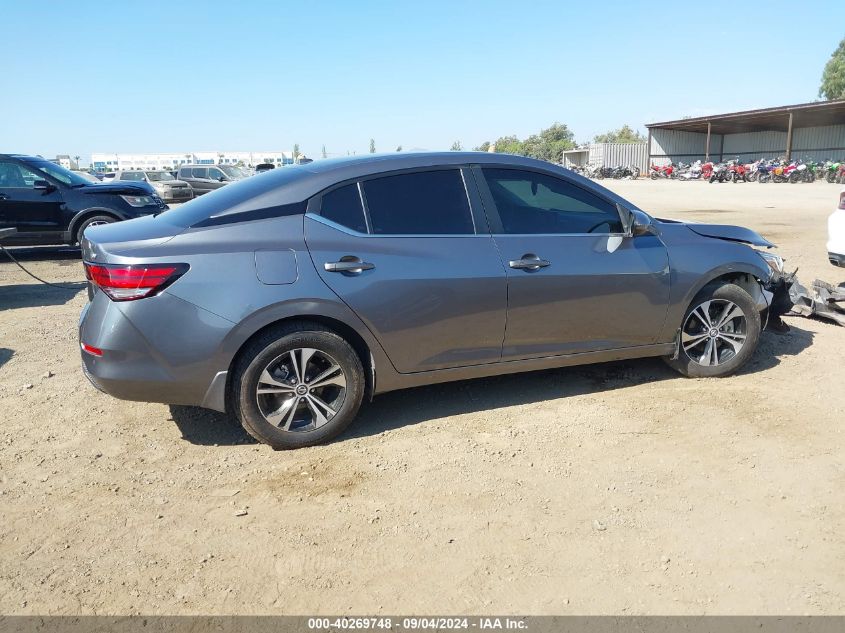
(222, 313), (380, 415)
(67, 207), (123, 244)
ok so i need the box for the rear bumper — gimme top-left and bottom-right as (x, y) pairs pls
(78, 290), (233, 410)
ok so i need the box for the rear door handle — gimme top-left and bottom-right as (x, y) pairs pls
(324, 257), (375, 274)
(509, 254), (550, 271)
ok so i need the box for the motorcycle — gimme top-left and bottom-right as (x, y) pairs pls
(726, 160), (748, 183)
(708, 162), (730, 183)
(678, 160), (703, 180)
(649, 163), (675, 179)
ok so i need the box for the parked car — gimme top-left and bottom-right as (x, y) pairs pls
(255, 163), (275, 174)
(828, 187), (845, 267)
(71, 171), (103, 184)
(177, 164), (246, 195)
(79, 152), (792, 449)
(115, 170), (193, 203)
(0, 154), (166, 246)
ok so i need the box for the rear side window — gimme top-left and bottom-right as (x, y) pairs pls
(362, 170), (474, 235)
(320, 183), (367, 233)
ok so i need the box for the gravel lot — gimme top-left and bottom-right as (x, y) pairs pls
(1, 180), (843, 615)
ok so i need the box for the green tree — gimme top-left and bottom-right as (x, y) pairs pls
(321, 145), (327, 159)
(450, 140), (463, 151)
(819, 37), (845, 100)
(492, 135), (524, 155)
(522, 122), (576, 163)
(293, 143), (300, 162)
(369, 138), (376, 154)
(593, 124), (646, 144)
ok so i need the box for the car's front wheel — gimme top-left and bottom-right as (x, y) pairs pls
(233, 323), (365, 449)
(75, 215), (116, 245)
(664, 282), (761, 378)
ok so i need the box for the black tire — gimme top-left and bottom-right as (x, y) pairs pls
(75, 214), (117, 245)
(827, 171), (837, 183)
(232, 322), (365, 449)
(663, 282), (761, 378)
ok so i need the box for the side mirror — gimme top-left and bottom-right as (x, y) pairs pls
(619, 204), (656, 237)
(33, 179), (53, 191)
(218, 176), (226, 182)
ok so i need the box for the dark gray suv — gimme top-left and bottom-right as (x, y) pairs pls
(177, 164), (246, 195)
(79, 153), (792, 449)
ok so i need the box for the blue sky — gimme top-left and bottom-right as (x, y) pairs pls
(2, 1), (843, 164)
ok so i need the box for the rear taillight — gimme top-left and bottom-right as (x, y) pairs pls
(81, 342), (103, 356)
(840, 192), (845, 210)
(84, 262), (188, 301)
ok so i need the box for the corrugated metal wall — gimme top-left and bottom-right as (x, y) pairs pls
(651, 124), (845, 163)
(577, 143), (647, 170)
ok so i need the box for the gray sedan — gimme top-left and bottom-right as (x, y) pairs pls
(79, 152), (792, 449)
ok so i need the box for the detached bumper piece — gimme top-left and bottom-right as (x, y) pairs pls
(788, 278), (845, 327)
(763, 272), (797, 332)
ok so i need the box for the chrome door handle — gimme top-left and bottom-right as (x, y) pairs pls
(509, 254), (550, 271)
(324, 257), (375, 274)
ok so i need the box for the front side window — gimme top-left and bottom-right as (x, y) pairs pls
(0, 162), (41, 188)
(362, 169), (474, 235)
(320, 183), (367, 233)
(208, 168), (225, 180)
(482, 168), (622, 235)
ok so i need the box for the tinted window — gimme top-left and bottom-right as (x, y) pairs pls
(320, 183), (367, 233)
(178, 168), (190, 179)
(0, 162), (40, 188)
(191, 167), (208, 179)
(482, 168), (622, 234)
(362, 170), (474, 235)
(120, 172), (143, 181)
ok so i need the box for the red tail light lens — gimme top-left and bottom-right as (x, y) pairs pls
(84, 262), (188, 301)
(81, 342), (103, 356)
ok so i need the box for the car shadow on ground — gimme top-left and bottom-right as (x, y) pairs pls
(0, 348), (13, 370)
(1, 245), (80, 262)
(0, 282), (87, 310)
(169, 324), (816, 448)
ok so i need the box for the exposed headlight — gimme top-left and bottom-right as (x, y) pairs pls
(120, 194), (158, 207)
(757, 250), (784, 274)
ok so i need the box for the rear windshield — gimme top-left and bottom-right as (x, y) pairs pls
(155, 166), (312, 227)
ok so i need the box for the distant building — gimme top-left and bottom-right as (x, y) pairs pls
(52, 155), (76, 170)
(91, 151), (297, 172)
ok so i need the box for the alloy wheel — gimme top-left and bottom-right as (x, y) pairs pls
(681, 299), (748, 366)
(255, 348), (347, 432)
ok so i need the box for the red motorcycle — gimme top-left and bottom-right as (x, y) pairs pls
(701, 161), (715, 180)
(727, 160), (748, 182)
(649, 163), (675, 179)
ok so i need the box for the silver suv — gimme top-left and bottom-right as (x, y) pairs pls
(79, 153), (793, 449)
(116, 170), (193, 202)
(177, 164), (246, 195)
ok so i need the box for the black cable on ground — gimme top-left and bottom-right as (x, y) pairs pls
(0, 243), (83, 290)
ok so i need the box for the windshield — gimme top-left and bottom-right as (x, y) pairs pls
(27, 160), (92, 187)
(219, 165), (245, 179)
(146, 171), (173, 181)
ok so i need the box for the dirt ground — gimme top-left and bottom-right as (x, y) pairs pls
(1, 180), (843, 615)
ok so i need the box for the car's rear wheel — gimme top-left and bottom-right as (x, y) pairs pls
(664, 282), (761, 378)
(233, 323), (365, 449)
(75, 215), (116, 245)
